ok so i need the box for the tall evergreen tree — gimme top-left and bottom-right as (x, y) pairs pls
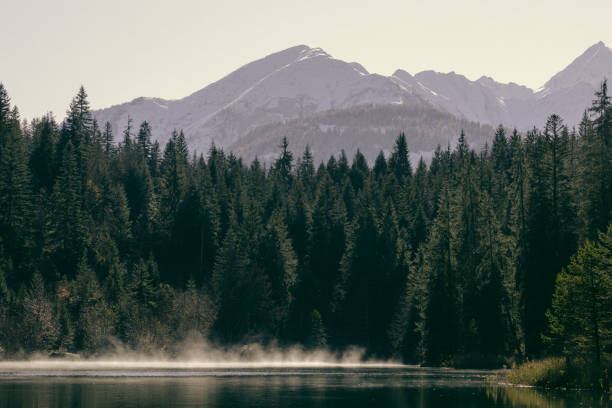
(424, 183), (461, 364)
(582, 80), (612, 237)
(389, 132), (412, 182)
(46, 142), (88, 280)
(546, 224), (612, 388)
(0, 93), (32, 286)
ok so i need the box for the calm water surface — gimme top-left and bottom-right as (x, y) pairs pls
(0, 366), (608, 407)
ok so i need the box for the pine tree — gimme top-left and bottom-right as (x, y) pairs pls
(373, 150), (387, 179)
(309, 174), (347, 338)
(55, 282), (74, 352)
(47, 142), (88, 279)
(545, 115), (575, 260)
(508, 129), (528, 354)
(256, 210), (297, 336)
(334, 207), (375, 347)
(273, 137), (294, 183)
(582, 80), (612, 237)
(174, 277), (214, 339)
(545, 224), (612, 388)
(0, 91), (32, 286)
(491, 125), (512, 230)
(523, 127), (554, 355)
(137, 121), (152, 157)
(19, 273), (58, 351)
(452, 134), (481, 352)
(336, 150), (350, 184)
(63, 86), (93, 189)
(0, 84), (11, 129)
(410, 157), (431, 249)
(389, 132), (412, 182)
(211, 221), (254, 342)
(160, 131), (188, 223)
(72, 253), (109, 351)
(297, 145), (315, 186)
(389, 246), (428, 362)
(103, 121), (113, 156)
(122, 117), (133, 146)
(349, 150), (368, 192)
(120, 133), (157, 255)
(65, 86), (93, 144)
(474, 192), (516, 358)
(423, 182), (460, 364)
(30, 115), (58, 194)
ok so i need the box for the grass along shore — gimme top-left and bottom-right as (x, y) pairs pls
(504, 357), (611, 392)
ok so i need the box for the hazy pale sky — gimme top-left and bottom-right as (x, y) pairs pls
(1, 0), (610, 120)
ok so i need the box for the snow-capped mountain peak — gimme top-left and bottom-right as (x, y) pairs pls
(297, 47), (331, 61)
(93, 41), (612, 164)
(94, 44), (420, 153)
(540, 41), (612, 94)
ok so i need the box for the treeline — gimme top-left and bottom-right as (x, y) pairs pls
(0, 82), (610, 366)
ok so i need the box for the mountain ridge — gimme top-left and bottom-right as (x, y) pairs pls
(93, 42), (611, 162)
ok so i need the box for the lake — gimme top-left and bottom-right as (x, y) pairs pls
(0, 364), (608, 407)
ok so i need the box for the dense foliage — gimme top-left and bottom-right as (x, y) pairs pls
(542, 225), (612, 389)
(0, 82), (610, 367)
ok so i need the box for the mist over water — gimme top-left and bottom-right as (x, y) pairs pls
(1, 340), (606, 408)
(0, 341), (404, 374)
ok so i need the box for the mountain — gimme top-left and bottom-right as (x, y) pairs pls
(541, 41), (612, 94)
(390, 41), (612, 129)
(533, 41), (612, 125)
(390, 69), (534, 127)
(95, 45), (420, 157)
(93, 42), (612, 163)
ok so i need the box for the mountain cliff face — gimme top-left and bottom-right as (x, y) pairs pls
(93, 42), (612, 162)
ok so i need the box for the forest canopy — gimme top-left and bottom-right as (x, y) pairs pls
(0, 81), (610, 369)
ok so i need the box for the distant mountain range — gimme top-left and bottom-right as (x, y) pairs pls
(94, 42), (612, 163)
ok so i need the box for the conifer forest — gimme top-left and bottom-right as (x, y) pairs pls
(0, 81), (610, 370)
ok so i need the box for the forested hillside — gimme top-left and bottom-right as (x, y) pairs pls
(0, 81), (610, 367)
(230, 102), (494, 165)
